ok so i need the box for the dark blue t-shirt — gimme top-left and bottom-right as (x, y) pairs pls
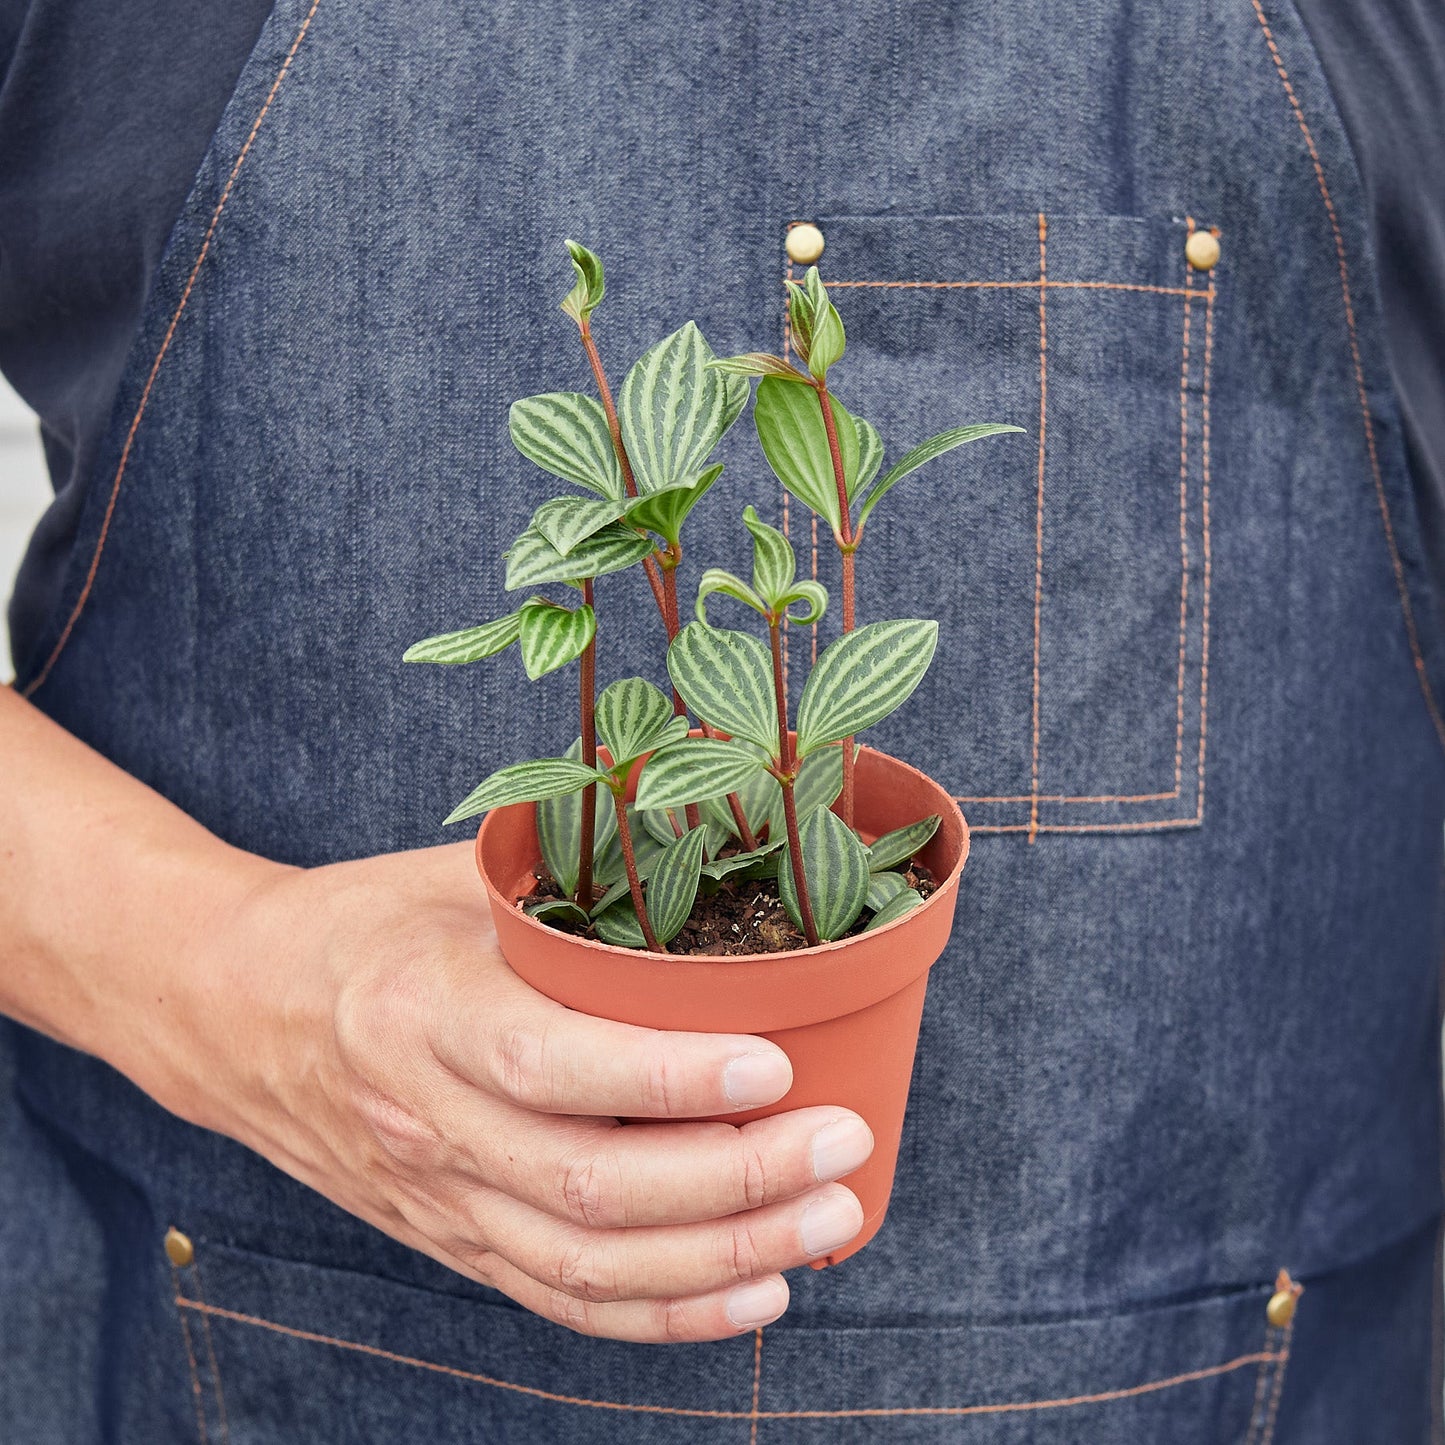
(2, 0), (1442, 668)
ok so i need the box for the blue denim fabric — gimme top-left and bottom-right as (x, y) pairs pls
(3, 0), (1443, 1439)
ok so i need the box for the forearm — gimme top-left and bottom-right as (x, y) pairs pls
(0, 684), (283, 1111)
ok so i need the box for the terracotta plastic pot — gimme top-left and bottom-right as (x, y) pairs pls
(475, 742), (970, 1266)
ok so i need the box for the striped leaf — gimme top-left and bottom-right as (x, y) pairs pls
(667, 622), (778, 753)
(753, 377), (859, 536)
(742, 505), (795, 607)
(643, 825), (708, 944)
(850, 416), (884, 499)
(701, 839), (784, 882)
(618, 323), (749, 495)
(560, 239), (605, 324)
(706, 352), (810, 383)
(866, 814), (941, 872)
(735, 768), (785, 842)
(592, 897), (650, 949)
(509, 391), (623, 501)
(640, 807), (685, 847)
(779, 580), (827, 626)
(518, 601), (595, 679)
(592, 805), (660, 889)
(695, 567), (768, 624)
(865, 869), (912, 912)
(403, 611), (522, 664)
(803, 268), (846, 378)
(865, 888), (924, 931)
(504, 523), (655, 590)
(623, 463), (723, 546)
(531, 496), (624, 557)
(537, 740), (612, 895)
(793, 745), (844, 818)
(444, 757), (602, 826)
(633, 737), (768, 811)
(525, 897), (591, 928)
(795, 619), (939, 757)
(785, 280), (813, 361)
(778, 805), (871, 942)
(857, 423), (1025, 531)
(595, 677), (683, 768)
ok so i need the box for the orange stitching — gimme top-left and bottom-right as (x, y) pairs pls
(170, 1267), (209, 1443)
(749, 1327), (763, 1444)
(957, 791), (1178, 804)
(1196, 282), (1215, 824)
(20, 0), (325, 700)
(819, 279), (1210, 299)
(174, 1299), (1276, 1420)
(969, 816), (1204, 835)
(1174, 273), (1193, 794)
(1250, 0), (1445, 751)
(1027, 213), (1048, 844)
(192, 1259), (231, 1445)
(1257, 1317), (1296, 1445)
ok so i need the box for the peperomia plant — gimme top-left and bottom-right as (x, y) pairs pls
(406, 242), (1020, 953)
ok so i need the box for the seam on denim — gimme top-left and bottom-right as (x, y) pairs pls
(1174, 259), (1194, 796)
(19, 0), (325, 700)
(1257, 1316), (1296, 1445)
(1241, 1307), (1275, 1445)
(1249, 0), (1445, 752)
(170, 1267), (210, 1443)
(957, 791), (1179, 804)
(171, 1299), (1278, 1419)
(821, 280), (1209, 299)
(192, 1258), (231, 1445)
(969, 816), (1204, 835)
(749, 1326), (763, 1443)
(1196, 282), (1216, 824)
(1027, 213), (1048, 844)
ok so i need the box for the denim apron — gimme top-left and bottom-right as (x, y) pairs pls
(4, 1), (1444, 1439)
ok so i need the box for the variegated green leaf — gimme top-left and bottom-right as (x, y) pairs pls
(706, 353), (810, 383)
(531, 496), (624, 557)
(795, 619), (940, 756)
(633, 737), (768, 811)
(735, 768), (785, 842)
(623, 463), (723, 546)
(444, 757), (603, 826)
(594, 677), (680, 768)
(804, 268), (846, 378)
(865, 869), (912, 912)
(701, 840), (784, 882)
(857, 423), (1025, 531)
(640, 807), (685, 847)
(786, 281), (813, 364)
(593, 804), (660, 889)
(509, 391), (623, 501)
(850, 416), (884, 499)
(618, 323), (749, 494)
(560, 239), (605, 324)
(504, 523), (655, 590)
(866, 814), (941, 871)
(778, 805), (871, 942)
(517, 601), (595, 680)
(403, 612), (522, 664)
(742, 504), (796, 607)
(667, 622), (778, 752)
(695, 567), (768, 624)
(537, 739), (612, 895)
(753, 376), (859, 536)
(779, 580), (828, 626)
(793, 745), (845, 818)
(592, 898), (650, 948)
(525, 897), (591, 928)
(865, 888), (924, 931)
(643, 826), (708, 944)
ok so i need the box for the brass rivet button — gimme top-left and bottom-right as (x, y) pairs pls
(1266, 1286), (1297, 1327)
(1185, 230), (1221, 271)
(786, 223), (825, 265)
(164, 1227), (195, 1267)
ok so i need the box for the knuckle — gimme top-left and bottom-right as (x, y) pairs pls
(489, 1015), (553, 1108)
(552, 1235), (622, 1304)
(546, 1286), (601, 1337)
(736, 1138), (775, 1212)
(558, 1149), (624, 1229)
(655, 1295), (696, 1344)
(725, 1216), (769, 1284)
(635, 1047), (682, 1116)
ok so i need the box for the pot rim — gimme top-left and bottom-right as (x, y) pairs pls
(475, 740), (970, 968)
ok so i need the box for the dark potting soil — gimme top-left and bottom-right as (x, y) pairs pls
(523, 859), (937, 957)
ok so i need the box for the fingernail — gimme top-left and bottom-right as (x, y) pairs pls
(810, 1118), (874, 1182)
(726, 1276), (789, 1329)
(800, 1191), (864, 1257)
(723, 1050), (791, 1106)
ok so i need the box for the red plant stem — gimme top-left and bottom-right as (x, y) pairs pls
(611, 787), (664, 953)
(769, 618), (820, 947)
(814, 381), (857, 826)
(578, 317), (667, 612)
(574, 578), (598, 909)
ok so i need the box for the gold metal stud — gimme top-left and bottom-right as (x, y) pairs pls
(1266, 1269), (1300, 1327)
(164, 1226), (195, 1267)
(1185, 229), (1221, 272)
(786, 223), (826, 266)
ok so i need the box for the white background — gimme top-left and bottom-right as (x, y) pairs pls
(0, 377), (53, 675)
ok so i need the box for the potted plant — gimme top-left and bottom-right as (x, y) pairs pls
(406, 243), (1020, 1264)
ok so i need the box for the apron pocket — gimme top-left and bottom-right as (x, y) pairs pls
(786, 213), (1219, 836)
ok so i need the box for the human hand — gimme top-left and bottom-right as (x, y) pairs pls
(181, 840), (874, 1342)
